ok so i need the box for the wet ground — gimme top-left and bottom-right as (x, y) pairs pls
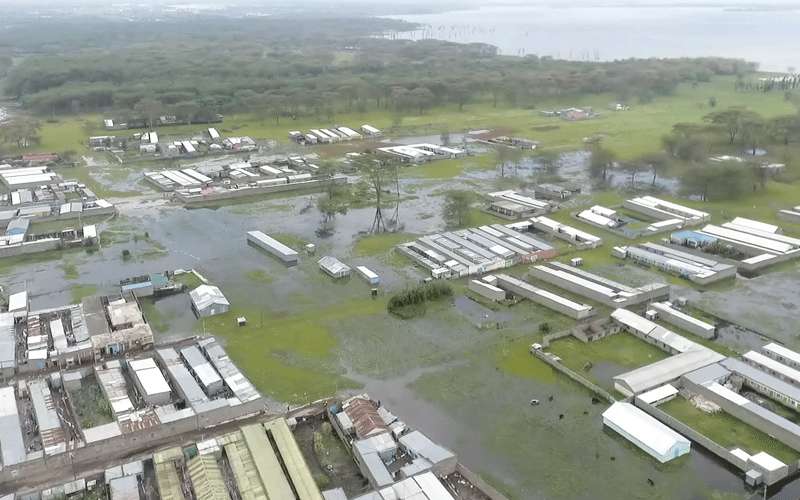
(5, 148), (800, 499)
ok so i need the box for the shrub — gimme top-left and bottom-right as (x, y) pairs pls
(388, 282), (453, 317)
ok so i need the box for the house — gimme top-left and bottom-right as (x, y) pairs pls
(189, 285), (230, 318)
(318, 256), (351, 279)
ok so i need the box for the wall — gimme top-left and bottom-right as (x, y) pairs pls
(29, 206), (118, 225)
(0, 238), (60, 258)
(467, 280), (506, 301)
(454, 464), (512, 500)
(532, 348), (616, 403)
(1, 395), (266, 483)
(176, 177), (347, 204)
(494, 274), (593, 320)
(530, 218), (600, 250)
(778, 210), (800, 225)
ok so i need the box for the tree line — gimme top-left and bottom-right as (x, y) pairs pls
(1, 15), (752, 118)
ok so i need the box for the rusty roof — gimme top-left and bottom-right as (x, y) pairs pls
(343, 398), (389, 439)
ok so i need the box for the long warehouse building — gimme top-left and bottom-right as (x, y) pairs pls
(247, 230), (299, 265)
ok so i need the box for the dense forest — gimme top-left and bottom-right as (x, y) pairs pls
(0, 15), (756, 118)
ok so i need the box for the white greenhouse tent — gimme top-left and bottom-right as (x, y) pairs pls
(602, 402), (690, 463)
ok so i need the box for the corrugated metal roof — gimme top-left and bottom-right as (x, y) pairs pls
(763, 343), (800, 368)
(109, 476), (140, 500)
(188, 454), (230, 500)
(242, 423), (295, 500)
(224, 433), (269, 500)
(722, 357), (800, 403)
(190, 285), (230, 312)
(265, 418), (324, 500)
(361, 451), (394, 488)
(614, 349), (725, 395)
(155, 462), (184, 500)
(0, 386), (26, 466)
(344, 397), (390, 439)
(198, 338), (259, 403)
(398, 431), (455, 466)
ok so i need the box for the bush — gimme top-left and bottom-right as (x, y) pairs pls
(387, 282), (453, 317)
(122, 249), (131, 260)
(315, 476), (330, 490)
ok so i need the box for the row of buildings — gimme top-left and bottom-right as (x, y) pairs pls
(615, 242), (737, 285)
(396, 223), (557, 279)
(468, 273), (594, 319)
(290, 125), (379, 145)
(376, 143), (467, 164)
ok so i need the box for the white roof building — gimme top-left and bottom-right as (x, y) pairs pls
(602, 402), (690, 463)
(189, 285), (230, 318)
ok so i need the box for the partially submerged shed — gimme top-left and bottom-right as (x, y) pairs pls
(602, 402), (690, 463)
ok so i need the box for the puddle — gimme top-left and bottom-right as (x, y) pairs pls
(452, 294), (514, 328)
(589, 361), (628, 390)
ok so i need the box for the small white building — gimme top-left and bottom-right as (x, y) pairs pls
(355, 266), (379, 285)
(128, 358), (171, 406)
(319, 256), (350, 279)
(602, 402), (690, 463)
(189, 285), (230, 318)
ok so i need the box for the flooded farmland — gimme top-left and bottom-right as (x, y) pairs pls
(5, 153), (800, 500)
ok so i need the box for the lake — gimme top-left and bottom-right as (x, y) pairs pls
(382, 1), (800, 72)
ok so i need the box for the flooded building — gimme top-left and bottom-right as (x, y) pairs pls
(602, 402), (690, 463)
(318, 256), (351, 279)
(621, 243), (736, 285)
(247, 230), (299, 265)
(189, 285), (230, 318)
(530, 216), (603, 248)
(623, 196), (710, 225)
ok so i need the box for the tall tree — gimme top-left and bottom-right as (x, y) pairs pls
(589, 147), (615, 181)
(703, 107), (761, 143)
(134, 98), (164, 130)
(638, 152), (668, 186)
(442, 190), (473, 229)
(0, 116), (41, 148)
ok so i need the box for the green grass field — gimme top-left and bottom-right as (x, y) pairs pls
(660, 397), (800, 464)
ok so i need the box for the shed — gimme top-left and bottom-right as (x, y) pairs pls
(109, 475), (140, 500)
(190, 285), (230, 318)
(355, 266), (379, 285)
(8, 291), (28, 319)
(602, 402), (690, 463)
(398, 430), (457, 476)
(129, 357), (171, 406)
(318, 256), (351, 279)
(247, 230), (299, 265)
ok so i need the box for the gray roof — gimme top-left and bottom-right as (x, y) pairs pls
(722, 357), (800, 403)
(360, 451), (394, 488)
(322, 488), (348, 500)
(0, 313), (15, 371)
(157, 348), (209, 409)
(682, 363), (731, 386)
(6, 217), (29, 235)
(190, 285), (230, 311)
(197, 338), (260, 403)
(398, 430), (456, 465)
(110, 475), (140, 500)
(614, 349), (725, 395)
(0, 386), (26, 466)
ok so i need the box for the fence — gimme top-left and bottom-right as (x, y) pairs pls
(532, 348), (616, 403)
(454, 464), (512, 500)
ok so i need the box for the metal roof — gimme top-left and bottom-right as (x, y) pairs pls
(355, 432), (398, 456)
(750, 452), (786, 472)
(0, 313), (16, 371)
(181, 345), (222, 390)
(682, 362), (731, 386)
(247, 231), (298, 259)
(602, 402), (690, 455)
(398, 430), (455, 466)
(190, 285), (230, 311)
(198, 338), (260, 403)
(157, 348), (209, 408)
(361, 451), (395, 488)
(318, 256), (351, 276)
(109, 476), (140, 500)
(155, 462), (184, 500)
(650, 302), (716, 332)
(0, 386), (26, 466)
(637, 384), (679, 405)
(242, 423), (295, 500)
(614, 349), (725, 395)
(223, 432), (269, 500)
(188, 453), (230, 500)
(131, 360), (171, 396)
(343, 397), (390, 439)
(762, 343), (800, 368)
(8, 291), (27, 312)
(265, 418), (324, 500)
(744, 351), (800, 384)
(722, 357), (800, 403)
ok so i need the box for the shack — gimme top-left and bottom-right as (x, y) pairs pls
(189, 285), (230, 318)
(355, 266), (379, 285)
(318, 256), (351, 279)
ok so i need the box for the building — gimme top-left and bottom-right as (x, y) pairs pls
(398, 430), (457, 476)
(0, 386), (27, 466)
(529, 262), (669, 308)
(337, 397), (390, 439)
(247, 230), (299, 265)
(318, 256), (351, 279)
(489, 274), (594, 319)
(577, 206), (618, 228)
(180, 345), (223, 395)
(129, 357), (171, 406)
(602, 402), (690, 463)
(761, 343), (800, 371)
(355, 266), (379, 285)
(530, 216), (603, 248)
(622, 243), (736, 285)
(742, 351), (800, 388)
(353, 433), (397, 489)
(468, 278), (506, 302)
(697, 220), (800, 258)
(189, 285), (230, 318)
(778, 206), (800, 225)
(361, 125), (382, 137)
(83, 294), (154, 357)
(486, 190), (550, 219)
(649, 301), (716, 339)
(623, 196), (710, 225)
(8, 290), (28, 321)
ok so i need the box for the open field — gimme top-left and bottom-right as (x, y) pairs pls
(660, 396), (800, 465)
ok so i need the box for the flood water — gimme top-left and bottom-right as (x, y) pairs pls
(383, 1), (800, 72)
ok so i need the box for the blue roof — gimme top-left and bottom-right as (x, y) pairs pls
(121, 282), (152, 291)
(672, 230), (717, 244)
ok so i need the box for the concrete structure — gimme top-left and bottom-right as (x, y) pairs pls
(318, 256), (351, 279)
(721, 357), (800, 410)
(120, 281), (155, 298)
(129, 357), (171, 406)
(623, 196), (710, 225)
(649, 302), (716, 339)
(247, 231), (299, 265)
(8, 290), (28, 320)
(0, 167), (61, 190)
(353, 433), (396, 489)
(29, 379), (67, 455)
(361, 125), (381, 137)
(529, 262), (669, 308)
(602, 402), (690, 463)
(622, 243), (736, 284)
(83, 294), (154, 358)
(490, 274), (593, 319)
(530, 216), (603, 248)
(190, 285), (230, 318)
(468, 278), (506, 302)
(198, 337), (260, 404)
(486, 190), (550, 219)
(743, 351), (800, 388)
(637, 384), (679, 407)
(157, 347), (210, 410)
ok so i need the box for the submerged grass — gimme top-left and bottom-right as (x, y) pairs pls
(71, 284), (99, 304)
(245, 269), (274, 283)
(660, 397), (800, 465)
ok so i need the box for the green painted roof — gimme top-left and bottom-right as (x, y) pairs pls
(242, 423), (294, 500)
(155, 462), (184, 500)
(224, 432), (269, 500)
(265, 418), (324, 500)
(188, 454), (230, 500)
(149, 273), (169, 288)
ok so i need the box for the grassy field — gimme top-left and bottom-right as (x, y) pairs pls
(353, 232), (415, 256)
(245, 269), (274, 283)
(660, 397), (800, 464)
(71, 284), (99, 304)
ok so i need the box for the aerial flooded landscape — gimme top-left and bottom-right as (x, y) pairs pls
(2, 1), (800, 500)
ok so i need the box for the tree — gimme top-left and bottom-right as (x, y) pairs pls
(619, 160), (649, 188)
(680, 161), (754, 201)
(174, 101), (201, 127)
(703, 107), (761, 143)
(536, 150), (560, 177)
(739, 116), (766, 155)
(0, 116), (41, 148)
(134, 98), (164, 130)
(357, 156), (396, 233)
(638, 152), (668, 186)
(496, 147), (510, 178)
(440, 129), (451, 147)
(410, 87), (433, 115)
(448, 83), (470, 111)
(442, 190), (473, 228)
(589, 147), (615, 181)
